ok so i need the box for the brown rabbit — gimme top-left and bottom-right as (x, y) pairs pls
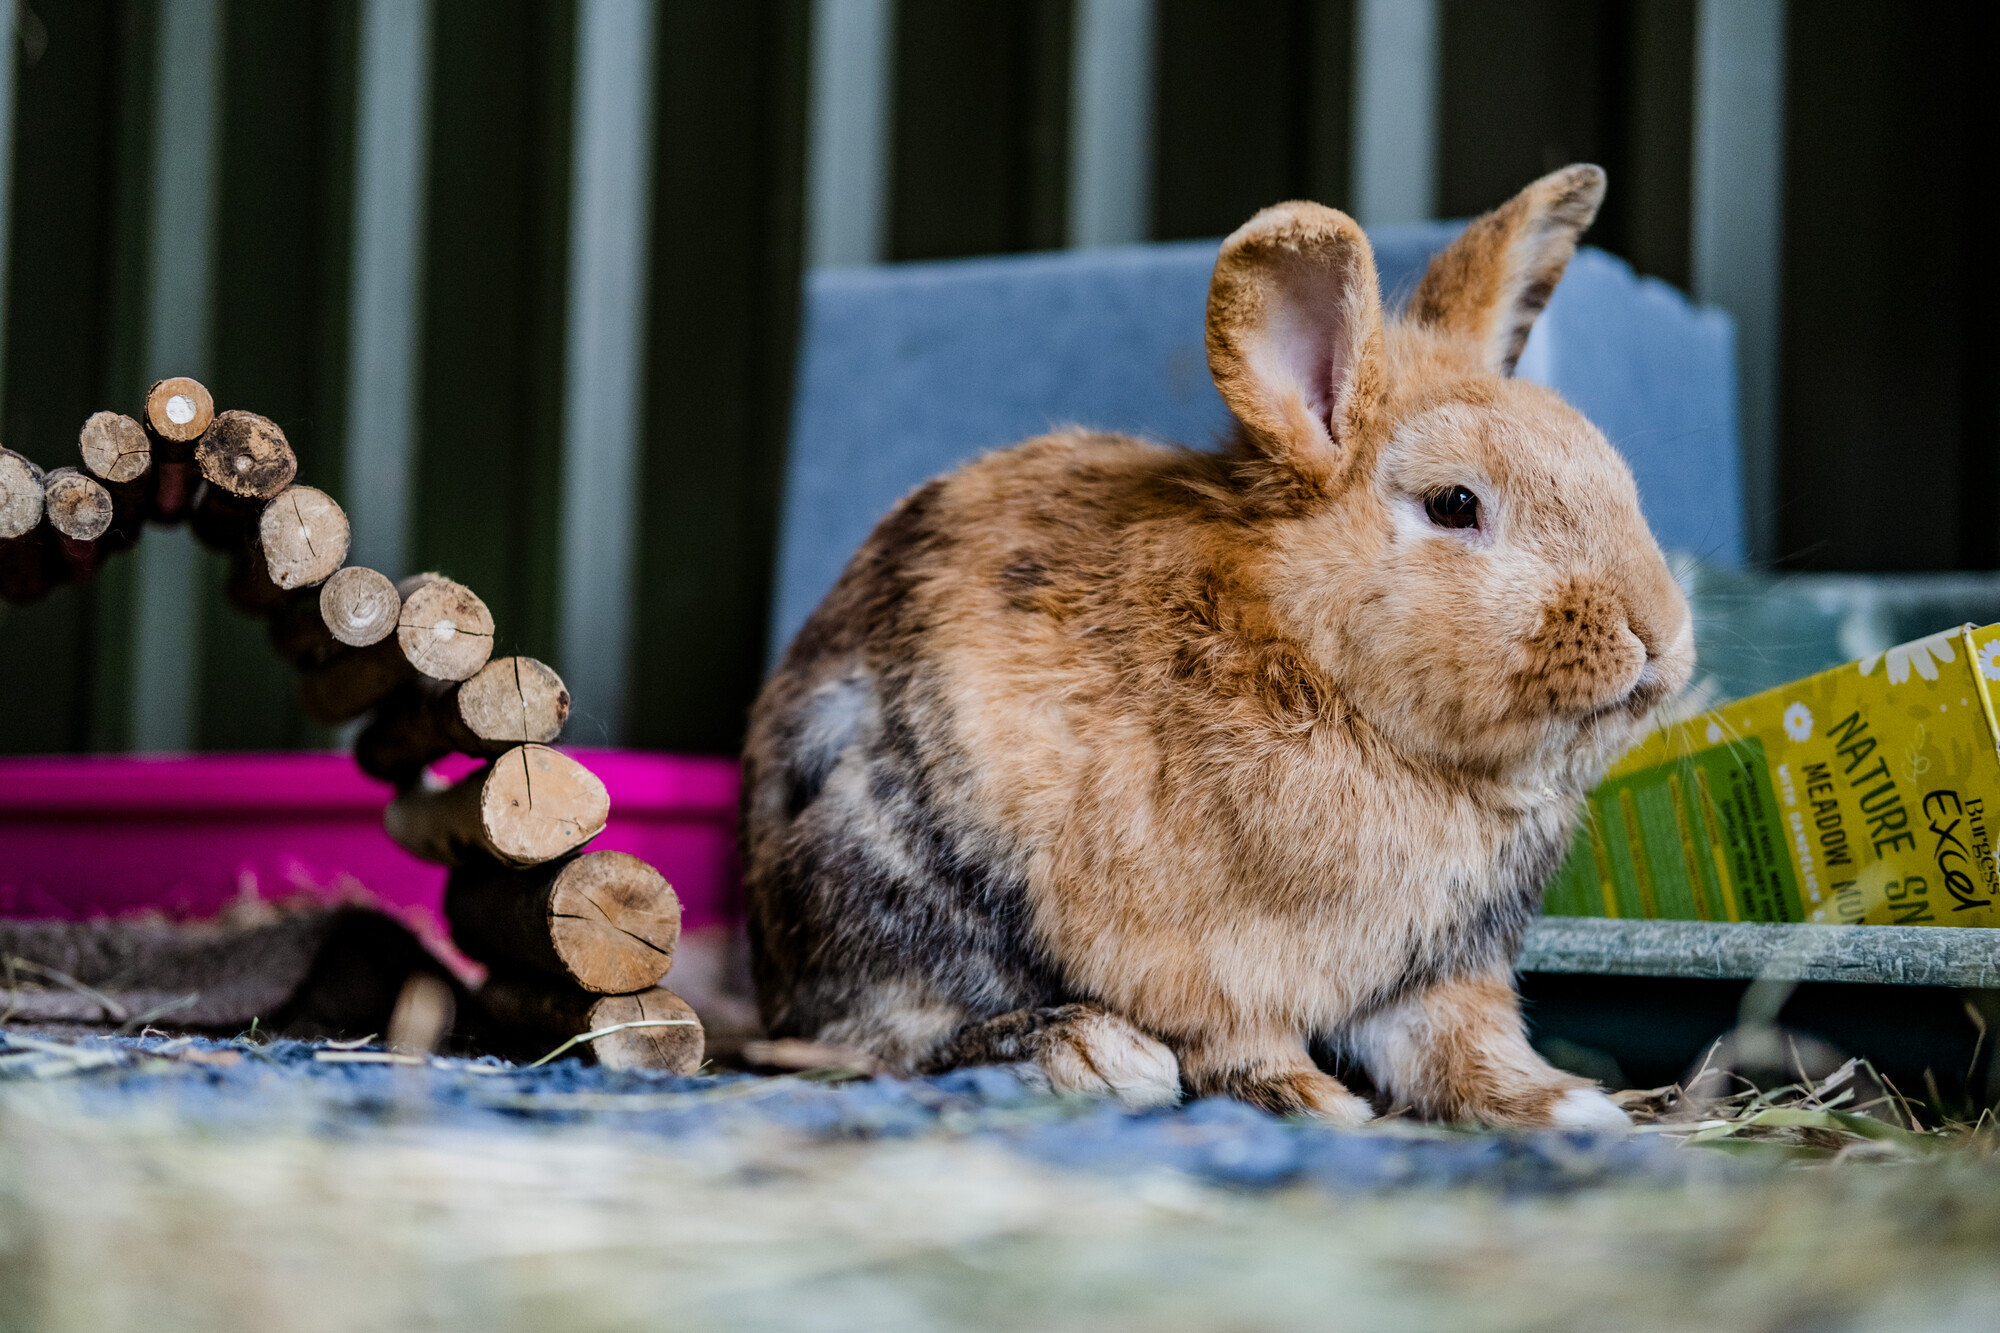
(742, 165), (1692, 1127)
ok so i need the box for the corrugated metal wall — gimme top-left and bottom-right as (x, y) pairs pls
(0, 0), (809, 757)
(0, 0), (1991, 758)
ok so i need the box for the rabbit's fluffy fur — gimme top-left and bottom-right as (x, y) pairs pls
(742, 166), (1693, 1126)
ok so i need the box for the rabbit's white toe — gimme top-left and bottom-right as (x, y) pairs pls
(1040, 1011), (1182, 1108)
(1548, 1088), (1632, 1131)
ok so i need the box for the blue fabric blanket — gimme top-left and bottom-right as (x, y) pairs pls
(1, 1032), (1696, 1195)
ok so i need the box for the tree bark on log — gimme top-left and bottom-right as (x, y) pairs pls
(445, 849), (677, 994)
(98, 476), (150, 553)
(191, 482), (259, 551)
(476, 976), (703, 1072)
(80, 409), (153, 550)
(269, 588), (337, 668)
(0, 530), (62, 603)
(353, 680), (453, 782)
(298, 637), (409, 723)
(384, 744), (610, 867)
(143, 379), (213, 525)
(148, 459), (199, 523)
(224, 546), (289, 616)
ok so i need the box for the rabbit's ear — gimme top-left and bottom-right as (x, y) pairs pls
(1206, 202), (1386, 484)
(1408, 164), (1605, 376)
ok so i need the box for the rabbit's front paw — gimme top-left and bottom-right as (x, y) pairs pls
(1039, 1010), (1182, 1108)
(1253, 1071), (1374, 1126)
(1199, 1066), (1375, 1125)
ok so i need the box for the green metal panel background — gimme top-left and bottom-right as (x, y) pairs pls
(197, 0), (354, 753)
(1152, 0), (1353, 239)
(0, 0), (145, 755)
(410, 0), (573, 672)
(0, 0), (1995, 758)
(625, 0), (808, 754)
(888, 0), (1070, 262)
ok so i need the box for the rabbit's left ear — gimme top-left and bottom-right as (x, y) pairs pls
(1408, 164), (1605, 376)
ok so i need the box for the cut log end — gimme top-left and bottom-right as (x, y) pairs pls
(479, 745), (610, 867)
(357, 655), (569, 784)
(194, 410), (297, 500)
(476, 976), (703, 1073)
(258, 485), (350, 589)
(444, 849), (680, 993)
(43, 467), (113, 542)
(388, 744), (609, 868)
(545, 851), (680, 993)
(396, 574), (495, 681)
(0, 449), (45, 540)
(319, 565), (401, 647)
(145, 377), (216, 445)
(457, 656), (570, 746)
(79, 411), (152, 484)
(585, 988), (704, 1072)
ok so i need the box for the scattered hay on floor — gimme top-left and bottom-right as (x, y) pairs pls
(1616, 1052), (1998, 1162)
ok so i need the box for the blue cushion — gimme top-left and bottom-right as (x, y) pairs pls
(770, 226), (1740, 659)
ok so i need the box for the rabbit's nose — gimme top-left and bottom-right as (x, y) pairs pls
(1620, 557), (1693, 655)
(1613, 586), (1695, 716)
(1622, 581), (1695, 678)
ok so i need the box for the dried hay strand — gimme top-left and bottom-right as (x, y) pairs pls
(1617, 1039), (2000, 1163)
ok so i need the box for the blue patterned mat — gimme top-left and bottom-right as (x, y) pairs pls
(0, 1032), (1696, 1195)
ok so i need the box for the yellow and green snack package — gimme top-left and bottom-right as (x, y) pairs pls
(1544, 623), (2000, 928)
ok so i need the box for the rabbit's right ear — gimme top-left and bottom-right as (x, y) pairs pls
(1206, 202), (1385, 490)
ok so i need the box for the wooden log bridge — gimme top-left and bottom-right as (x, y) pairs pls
(0, 371), (708, 1068)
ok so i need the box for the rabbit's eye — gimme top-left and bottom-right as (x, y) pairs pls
(1425, 486), (1481, 530)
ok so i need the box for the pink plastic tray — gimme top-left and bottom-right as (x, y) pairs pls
(0, 750), (743, 940)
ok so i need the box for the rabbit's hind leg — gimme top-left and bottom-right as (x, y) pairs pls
(922, 1003), (1182, 1107)
(1347, 971), (1629, 1130)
